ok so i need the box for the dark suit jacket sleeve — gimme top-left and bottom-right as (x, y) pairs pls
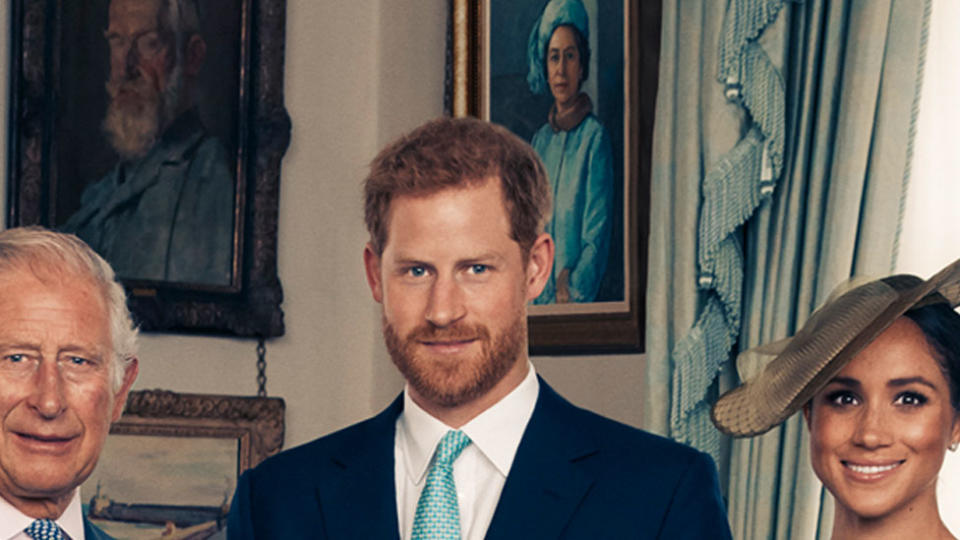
(222, 397), (403, 540)
(658, 450), (732, 539)
(227, 469), (255, 540)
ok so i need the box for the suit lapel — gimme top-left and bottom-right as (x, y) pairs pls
(485, 380), (597, 540)
(315, 396), (403, 540)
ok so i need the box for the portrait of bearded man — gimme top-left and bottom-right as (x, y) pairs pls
(59, 0), (237, 286)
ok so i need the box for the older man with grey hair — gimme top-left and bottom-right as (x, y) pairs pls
(63, 0), (234, 286)
(0, 227), (139, 540)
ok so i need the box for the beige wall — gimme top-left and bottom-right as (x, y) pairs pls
(898, 0), (960, 526)
(0, 2), (647, 449)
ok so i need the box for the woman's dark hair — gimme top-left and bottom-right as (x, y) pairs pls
(544, 24), (591, 85)
(905, 300), (960, 412)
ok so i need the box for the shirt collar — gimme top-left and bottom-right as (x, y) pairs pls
(399, 362), (540, 483)
(0, 489), (84, 540)
(59, 492), (85, 540)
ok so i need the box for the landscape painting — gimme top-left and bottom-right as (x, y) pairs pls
(81, 434), (236, 539)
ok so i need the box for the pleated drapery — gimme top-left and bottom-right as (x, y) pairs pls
(647, 0), (929, 537)
(728, 1), (928, 537)
(645, 0), (749, 454)
(647, 0), (788, 459)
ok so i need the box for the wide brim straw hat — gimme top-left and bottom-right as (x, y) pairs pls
(712, 257), (960, 437)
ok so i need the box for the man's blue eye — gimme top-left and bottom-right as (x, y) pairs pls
(409, 267), (426, 277)
(471, 264), (488, 274)
(5, 354), (24, 363)
(69, 356), (89, 366)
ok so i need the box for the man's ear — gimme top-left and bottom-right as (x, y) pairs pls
(363, 243), (384, 303)
(183, 34), (207, 77)
(111, 357), (139, 423)
(525, 233), (554, 301)
(802, 402), (812, 429)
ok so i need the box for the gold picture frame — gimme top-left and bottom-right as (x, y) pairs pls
(449, 0), (660, 353)
(82, 390), (285, 538)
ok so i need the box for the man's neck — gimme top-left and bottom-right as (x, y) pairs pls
(1, 490), (73, 521)
(410, 357), (530, 428)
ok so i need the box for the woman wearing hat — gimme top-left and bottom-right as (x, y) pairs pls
(713, 260), (960, 539)
(526, 0), (614, 304)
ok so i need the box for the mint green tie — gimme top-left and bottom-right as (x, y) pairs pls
(411, 430), (472, 539)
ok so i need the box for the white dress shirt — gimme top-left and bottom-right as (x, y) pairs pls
(395, 362), (539, 540)
(0, 490), (85, 540)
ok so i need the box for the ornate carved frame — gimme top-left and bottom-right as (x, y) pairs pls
(448, 0), (661, 353)
(114, 390), (285, 472)
(6, 0), (290, 337)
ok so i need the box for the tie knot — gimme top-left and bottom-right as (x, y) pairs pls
(25, 519), (64, 540)
(434, 430), (471, 465)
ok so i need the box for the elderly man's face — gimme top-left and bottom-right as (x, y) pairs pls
(106, 0), (172, 101)
(103, 0), (178, 159)
(0, 270), (136, 517)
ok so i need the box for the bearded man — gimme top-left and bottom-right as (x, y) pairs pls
(226, 118), (732, 539)
(62, 0), (234, 286)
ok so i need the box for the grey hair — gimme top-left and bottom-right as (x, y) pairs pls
(0, 227), (138, 390)
(159, 0), (200, 37)
(158, 0), (201, 66)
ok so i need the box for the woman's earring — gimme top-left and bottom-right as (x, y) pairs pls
(951, 441), (960, 452)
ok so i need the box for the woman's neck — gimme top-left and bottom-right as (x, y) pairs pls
(830, 491), (955, 540)
(549, 93), (591, 132)
(555, 95), (578, 117)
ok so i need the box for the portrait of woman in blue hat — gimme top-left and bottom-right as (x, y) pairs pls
(526, 0), (614, 304)
(488, 0), (626, 306)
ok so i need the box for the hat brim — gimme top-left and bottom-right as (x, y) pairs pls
(711, 258), (960, 437)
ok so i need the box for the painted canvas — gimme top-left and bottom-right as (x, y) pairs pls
(81, 434), (236, 539)
(489, 0), (626, 305)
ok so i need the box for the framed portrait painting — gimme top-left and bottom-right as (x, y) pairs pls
(450, 0), (660, 353)
(7, 0), (290, 337)
(80, 390), (284, 539)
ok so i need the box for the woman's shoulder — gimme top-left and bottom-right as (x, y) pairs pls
(567, 114), (612, 155)
(578, 113), (609, 137)
(531, 121), (557, 151)
(532, 112), (610, 149)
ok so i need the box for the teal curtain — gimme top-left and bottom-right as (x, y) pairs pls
(647, 0), (789, 459)
(645, 0), (748, 450)
(727, 1), (929, 538)
(647, 0), (929, 536)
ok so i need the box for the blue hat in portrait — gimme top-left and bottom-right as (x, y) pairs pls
(526, 0), (590, 95)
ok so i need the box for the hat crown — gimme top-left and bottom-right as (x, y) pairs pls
(751, 280), (899, 406)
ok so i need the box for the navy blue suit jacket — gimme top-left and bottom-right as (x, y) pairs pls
(227, 379), (731, 538)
